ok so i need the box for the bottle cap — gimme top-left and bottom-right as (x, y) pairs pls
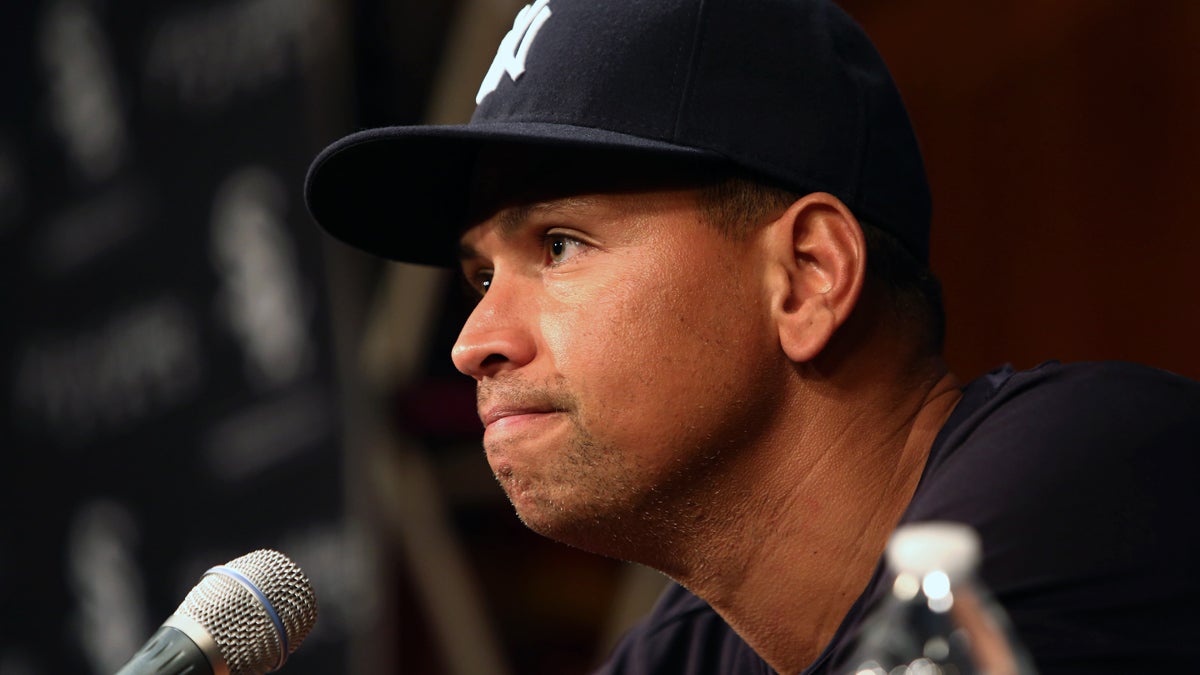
(886, 521), (981, 578)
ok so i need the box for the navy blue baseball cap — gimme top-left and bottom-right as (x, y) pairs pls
(305, 0), (931, 266)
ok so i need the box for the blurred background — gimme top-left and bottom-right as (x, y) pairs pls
(0, 1), (1197, 674)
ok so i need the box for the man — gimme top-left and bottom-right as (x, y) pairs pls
(305, 0), (1200, 672)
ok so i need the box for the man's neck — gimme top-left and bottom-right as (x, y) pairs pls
(671, 365), (963, 673)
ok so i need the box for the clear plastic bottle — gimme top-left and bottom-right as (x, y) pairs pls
(841, 522), (1037, 675)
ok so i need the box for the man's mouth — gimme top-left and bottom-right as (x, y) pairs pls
(478, 403), (566, 446)
(480, 405), (559, 428)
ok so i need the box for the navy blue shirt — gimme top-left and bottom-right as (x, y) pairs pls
(596, 362), (1200, 674)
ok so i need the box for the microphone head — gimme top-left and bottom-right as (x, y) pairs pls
(174, 549), (318, 675)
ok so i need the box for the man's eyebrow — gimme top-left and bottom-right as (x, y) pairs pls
(497, 203), (535, 237)
(498, 197), (595, 234)
(458, 197), (597, 262)
(457, 241), (479, 263)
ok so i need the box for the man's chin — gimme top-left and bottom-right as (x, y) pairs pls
(507, 494), (640, 559)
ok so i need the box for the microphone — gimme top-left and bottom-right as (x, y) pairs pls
(115, 549), (318, 675)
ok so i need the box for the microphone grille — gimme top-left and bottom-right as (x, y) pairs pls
(176, 549), (318, 675)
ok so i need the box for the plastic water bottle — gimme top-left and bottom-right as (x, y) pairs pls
(841, 522), (1037, 675)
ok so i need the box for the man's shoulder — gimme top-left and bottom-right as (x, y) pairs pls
(912, 360), (1200, 670)
(920, 360), (1200, 506)
(991, 359), (1200, 403)
(939, 360), (1200, 463)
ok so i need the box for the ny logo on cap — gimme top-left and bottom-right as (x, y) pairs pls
(475, 0), (553, 105)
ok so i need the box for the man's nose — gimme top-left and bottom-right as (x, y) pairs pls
(451, 278), (536, 380)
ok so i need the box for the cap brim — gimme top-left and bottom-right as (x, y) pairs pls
(304, 121), (724, 267)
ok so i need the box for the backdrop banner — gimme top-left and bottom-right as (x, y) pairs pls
(0, 1), (356, 673)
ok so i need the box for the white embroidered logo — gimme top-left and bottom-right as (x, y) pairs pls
(475, 0), (553, 105)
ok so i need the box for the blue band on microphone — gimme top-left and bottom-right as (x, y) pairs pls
(206, 565), (290, 671)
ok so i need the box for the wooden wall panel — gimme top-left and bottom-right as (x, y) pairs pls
(845, 2), (1200, 379)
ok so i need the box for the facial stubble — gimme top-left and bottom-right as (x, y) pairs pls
(480, 376), (672, 556)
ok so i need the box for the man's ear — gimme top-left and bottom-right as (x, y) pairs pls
(761, 192), (866, 363)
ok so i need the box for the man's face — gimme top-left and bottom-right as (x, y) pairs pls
(453, 162), (788, 556)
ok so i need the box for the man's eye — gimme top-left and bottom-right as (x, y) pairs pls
(545, 233), (585, 265)
(465, 270), (492, 296)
